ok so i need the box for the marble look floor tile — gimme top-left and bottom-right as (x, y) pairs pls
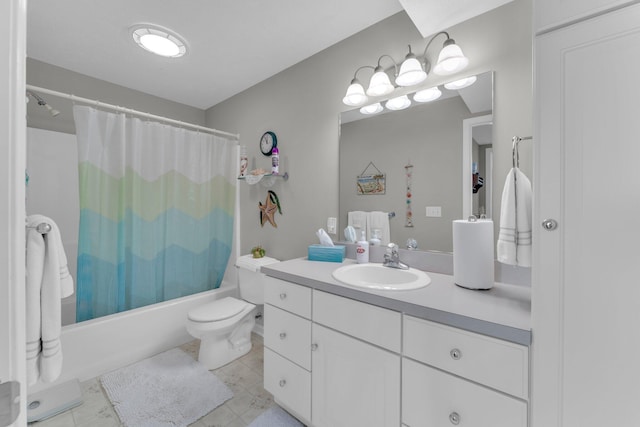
(224, 417), (248, 427)
(28, 411), (75, 427)
(189, 402), (237, 427)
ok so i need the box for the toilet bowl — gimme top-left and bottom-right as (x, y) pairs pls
(186, 254), (279, 370)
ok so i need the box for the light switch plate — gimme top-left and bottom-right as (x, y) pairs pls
(425, 206), (442, 217)
(327, 217), (337, 234)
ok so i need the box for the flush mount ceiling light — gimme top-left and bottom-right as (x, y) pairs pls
(444, 75), (477, 90)
(342, 30), (468, 107)
(131, 25), (187, 58)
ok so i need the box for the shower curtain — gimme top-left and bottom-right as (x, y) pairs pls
(73, 106), (237, 322)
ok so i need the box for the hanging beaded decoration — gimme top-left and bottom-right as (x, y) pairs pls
(405, 163), (413, 227)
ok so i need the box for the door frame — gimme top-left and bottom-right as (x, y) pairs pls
(1, 0), (27, 425)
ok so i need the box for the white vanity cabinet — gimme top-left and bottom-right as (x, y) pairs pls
(402, 316), (528, 427)
(264, 275), (530, 427)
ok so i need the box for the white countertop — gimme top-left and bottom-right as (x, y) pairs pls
(261, 257), (531, 345)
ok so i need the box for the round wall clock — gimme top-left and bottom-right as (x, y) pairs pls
(260, 131), (278, 156)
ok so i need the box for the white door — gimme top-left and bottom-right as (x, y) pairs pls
(0, 1), (27, 426)
(533, 4), (640, 426)
(311, 324), (400, 427)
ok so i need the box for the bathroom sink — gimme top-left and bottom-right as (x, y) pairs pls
(332, 263), (431, 291)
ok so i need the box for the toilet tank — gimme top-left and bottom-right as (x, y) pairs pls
(235, 254), (280, 304)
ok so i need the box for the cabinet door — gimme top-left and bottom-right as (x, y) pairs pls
(535, 0), (636, 33)
(312, 324), (400, 427)
(534, 4), (640, 426)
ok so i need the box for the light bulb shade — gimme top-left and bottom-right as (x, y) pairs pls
(433, 41), (469, 76)
(343, 80), (368, 106)
(367, 69), (395, 97)
(444, 75), (477, 90)
(386, 95), (411, 111)
(131, 25), (187, 58)
(413, 87), (442, 103)
(395, 56), (427, 87)
(360, 103), (383, 115)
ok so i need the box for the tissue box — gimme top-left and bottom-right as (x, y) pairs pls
(308, 244), (346, 263)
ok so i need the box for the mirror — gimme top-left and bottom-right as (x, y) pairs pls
(339, 71), (493, 253)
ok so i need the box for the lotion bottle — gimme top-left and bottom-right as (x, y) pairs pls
(356, 230), (369, 264)
(271, 146), (279, 175)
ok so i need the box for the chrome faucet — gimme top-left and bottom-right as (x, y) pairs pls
(383, 243), (409, 270)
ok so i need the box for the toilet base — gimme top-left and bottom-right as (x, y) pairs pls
(196, 314), (256, 370)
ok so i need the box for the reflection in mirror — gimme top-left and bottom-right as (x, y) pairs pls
(339, 71), (493, 253)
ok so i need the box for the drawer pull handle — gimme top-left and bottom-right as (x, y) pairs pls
(279, 293), (287, 300)
(279, 379), (286, 387)
(449, 411), (460, 425)
(450, 348), (462, 360)
(279, 332), (287, 340)
(311, 343), (318, 351)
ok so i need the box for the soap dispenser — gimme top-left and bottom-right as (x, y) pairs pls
(356, 230), (369, 264)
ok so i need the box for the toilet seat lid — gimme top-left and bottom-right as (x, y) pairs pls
(188, 297), (249, 322)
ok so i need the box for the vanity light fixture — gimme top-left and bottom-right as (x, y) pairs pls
(131, 24), (187, 58)
(342, 30), (468, 107)
(360, 103), (384, 115)
(413, 86), (442, 103)
(343, 65), (374, 106)
(444, 75), (477, 90)
(385, 95), (411, 111)
(366, 55), (397, 97)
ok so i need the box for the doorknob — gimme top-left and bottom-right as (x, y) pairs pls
(542, 218), (558, 231)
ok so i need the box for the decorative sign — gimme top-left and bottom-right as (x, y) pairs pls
(405, 163), (413, 227)
(356, 162), (386, 195)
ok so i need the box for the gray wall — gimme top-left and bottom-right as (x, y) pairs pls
(26, 58), (206, 134)
(206, 0), (533, 261)
(340, 97), (473, 253)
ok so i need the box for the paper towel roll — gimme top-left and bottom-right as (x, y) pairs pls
(453, 219), (495, 290)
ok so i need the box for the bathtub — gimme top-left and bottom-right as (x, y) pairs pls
(29, 283), (236, 394)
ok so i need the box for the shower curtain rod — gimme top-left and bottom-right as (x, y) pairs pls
(26, 84), (240, 141)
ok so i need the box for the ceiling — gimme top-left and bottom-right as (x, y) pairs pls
(27, 0), (404, 110)
(27, 1), (513, 110)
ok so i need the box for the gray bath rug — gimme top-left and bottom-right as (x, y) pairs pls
(248, 405), (304, 427)
(100, 348), (232, 427)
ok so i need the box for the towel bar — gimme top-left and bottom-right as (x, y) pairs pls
(26, 222), (51, 234)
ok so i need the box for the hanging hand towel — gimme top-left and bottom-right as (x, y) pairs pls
(348, 211), (368, 238)
(497, 168), (532, 267)
(26, 214), (74, 384)
(367, 211), (391, 245)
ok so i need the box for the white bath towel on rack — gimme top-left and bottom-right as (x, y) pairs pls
(368, 211), (391, 245)
(497, 168), (532, 267)
(26, 214), (74, 385)
(347, 211), (368, 237)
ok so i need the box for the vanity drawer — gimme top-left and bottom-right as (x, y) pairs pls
(402, 358), (527, 427)
(264, 347), (311, 422)
(264, 277), (312, 319)
(264, 304), (311, 370)
(403, 315), (529, 399)
(313, 290), (401, 352)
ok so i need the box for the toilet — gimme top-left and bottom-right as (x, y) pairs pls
(186, 254), (279, 370)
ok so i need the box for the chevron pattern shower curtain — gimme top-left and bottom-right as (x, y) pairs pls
(73, 106), (237, 322)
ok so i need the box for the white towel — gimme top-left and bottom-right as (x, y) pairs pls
(497, 168), (532, 267)
(25, 214), (74, 385)
(367, 211), (391, 246)
(347, 211), (368, 239)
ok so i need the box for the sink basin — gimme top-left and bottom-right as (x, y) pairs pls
(332, 263), (431, 291)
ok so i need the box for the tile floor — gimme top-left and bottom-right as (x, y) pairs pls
(29, 334), (278, 427)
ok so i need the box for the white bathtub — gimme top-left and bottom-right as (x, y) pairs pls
(29, 283), (236, 394)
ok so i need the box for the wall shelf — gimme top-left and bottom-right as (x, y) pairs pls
(238, 172), (289, 185)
